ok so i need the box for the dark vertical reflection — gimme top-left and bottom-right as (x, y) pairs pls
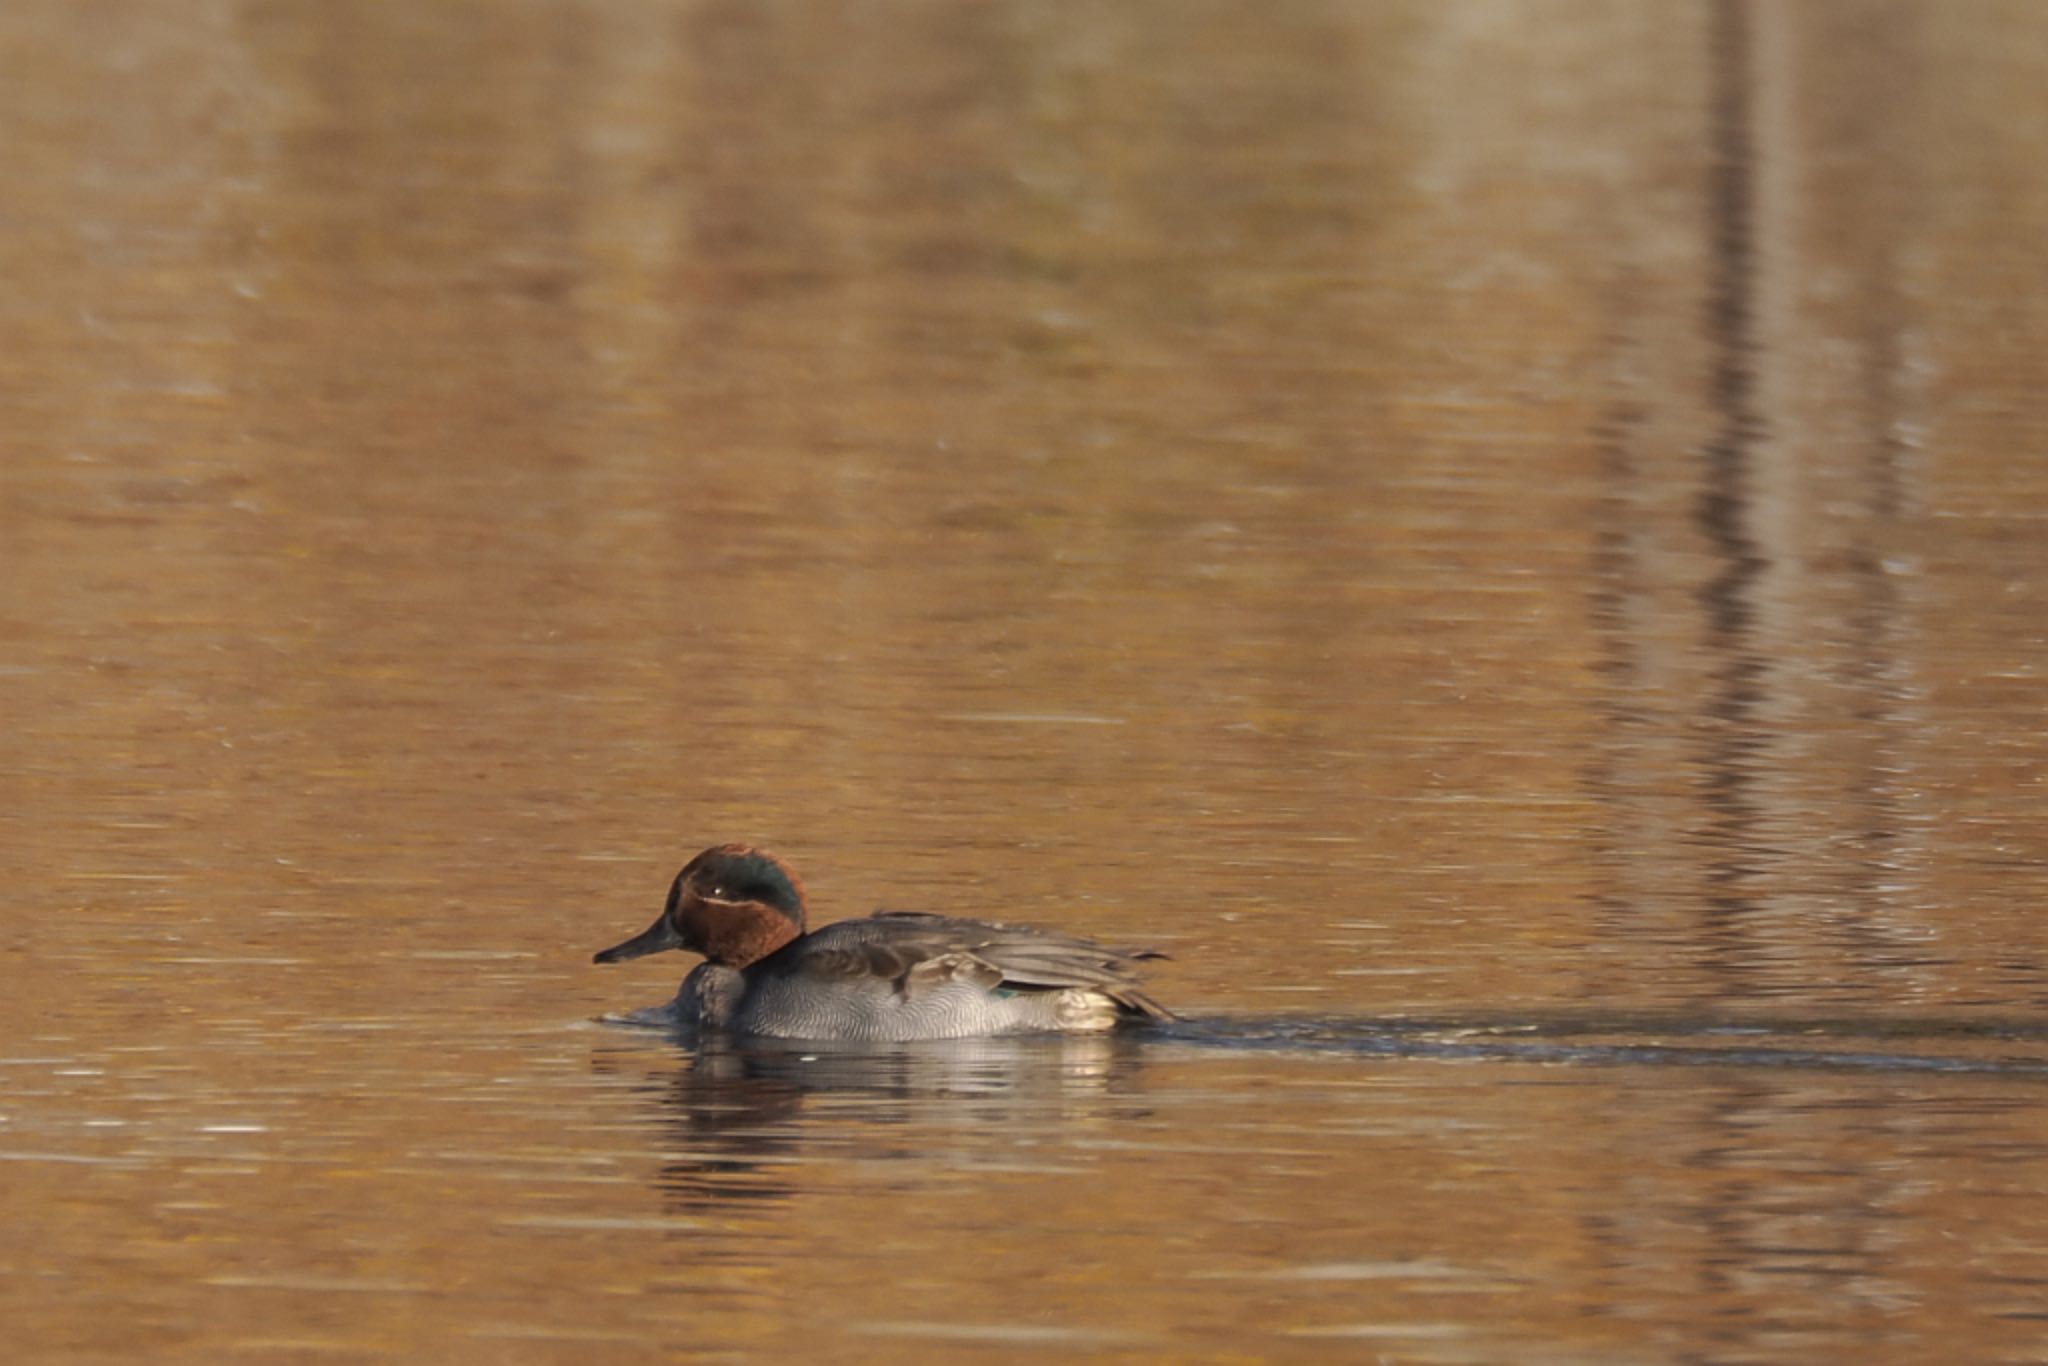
(1583, 1), (1941, 1004)
(1694, 0), (1771, 958)
(1581, 1075), (1917, 1359)
(1580, 16), (1957, 1348)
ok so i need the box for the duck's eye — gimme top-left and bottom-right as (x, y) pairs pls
(707, 884), (726, 899)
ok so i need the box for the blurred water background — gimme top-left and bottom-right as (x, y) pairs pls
(6, 2), (2048, 1360)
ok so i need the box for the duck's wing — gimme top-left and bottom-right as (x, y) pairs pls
(780, 911), (1174, 1021)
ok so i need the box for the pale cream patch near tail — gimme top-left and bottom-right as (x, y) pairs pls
(1053, 988), (1121, 1033)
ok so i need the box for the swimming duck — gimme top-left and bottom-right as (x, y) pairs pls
(593, 844), (1172, 1040)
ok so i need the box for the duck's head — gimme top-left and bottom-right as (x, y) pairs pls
(593, 844), (807, 969)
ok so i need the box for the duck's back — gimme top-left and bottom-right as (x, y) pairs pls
(725, 911), (1170, 1041)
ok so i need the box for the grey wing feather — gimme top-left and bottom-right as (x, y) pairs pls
(857, 911), (1175, 1021)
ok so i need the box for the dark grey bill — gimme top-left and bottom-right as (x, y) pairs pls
(592, 913), (684, 964)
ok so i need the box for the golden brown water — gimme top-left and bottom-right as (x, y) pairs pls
(7, 0), (2048, 1359)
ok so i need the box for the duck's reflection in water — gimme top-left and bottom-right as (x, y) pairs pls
(590, 1031), (1157, 1211)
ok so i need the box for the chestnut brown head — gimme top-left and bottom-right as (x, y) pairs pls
(593, 844), (807, 969)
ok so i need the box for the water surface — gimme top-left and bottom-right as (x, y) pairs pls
(6, 0), (2048, 1360)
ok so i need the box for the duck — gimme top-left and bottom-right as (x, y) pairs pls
(592, 843), (1173, 1040)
